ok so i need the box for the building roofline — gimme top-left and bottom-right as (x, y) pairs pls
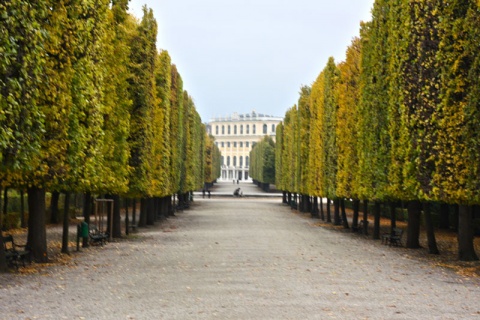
(209, 110), (283, 123)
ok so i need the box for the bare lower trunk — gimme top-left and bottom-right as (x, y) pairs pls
(373, 202), (381, 239)
(423, 202), (439, 254)
(82, 193), (92, 248)
(458, 205), (479, 261)
(112, 195), (122, 238)
(362, 200), (369, 235)
(27, 187), (48, 262)
(341, 199), (349, 229)
(333, 198), (341, 225)
(50, 191), (60, 224)
(406, 201), (421, 249)
(61, 193), (70, 254)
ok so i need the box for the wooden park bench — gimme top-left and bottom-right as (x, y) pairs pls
(3, 235), (31, 269)
(352, 220), (369, 233)
(89, 225), (108, 245)
(382, 228), (403, 246)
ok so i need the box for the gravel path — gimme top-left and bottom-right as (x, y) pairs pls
(1, 184), (479, 319)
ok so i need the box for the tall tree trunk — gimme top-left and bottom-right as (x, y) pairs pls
(0, 185), (8, 270)
(352, 199), (360, 231)
(373, 202), (381, 239)
(132, 199), (137, 226)
(112, 195), (122, 238)
(312, 197), (319, 218)
(138, 198), (147, 227)
(0, 186), (3, 230)
(146, 198), (155, 225)
(341, 199), (349, 229)
(333, 198), (341, 225)
(2, 188), (8, 229)
(27, 187), (48, 262)
(168, 195), (174, 216)
(20, 190), (26, 228)
(300, 195), (306, 212)
(362, 200), (369, 235)
(452, 204), (459, 231)
(423, 202), (439, 254)
(406, 201), (421, 249)
(125, 198), (130, 236)
(50, 191), (60, 224)
(438, 203), (450, 229)
(320, 197), (325, 221)
(61, 193), (70, 254)
(458, 205), (479, 261)
(326, 198), (332, 223)
(0, 231), (7, 272)
(82, 192), (92, 248)
(389, 201), (397, 231)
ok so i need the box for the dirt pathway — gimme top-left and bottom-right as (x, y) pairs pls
(1, 187), (479, 319)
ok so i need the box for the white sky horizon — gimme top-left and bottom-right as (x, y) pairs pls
(127, 0), (375, 122)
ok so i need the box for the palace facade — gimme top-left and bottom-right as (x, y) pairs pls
(207, 111), (283, 182)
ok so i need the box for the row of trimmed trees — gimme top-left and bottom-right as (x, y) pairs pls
(0, 1), (220, 269)
(249, 136), (276, 191)
(276, 0), (480, 261)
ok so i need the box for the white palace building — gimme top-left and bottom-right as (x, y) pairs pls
(207, 111), (283, 182)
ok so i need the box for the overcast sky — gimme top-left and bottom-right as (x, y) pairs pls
(128, 0), (375, 122)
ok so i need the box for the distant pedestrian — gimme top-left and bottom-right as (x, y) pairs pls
(208, 190), (211, 198)
(202, 188), (206, 198)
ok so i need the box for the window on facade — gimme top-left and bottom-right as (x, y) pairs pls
(221, 156), (224, 166)
(222, 125), (225, 134)
(272, 124), (275, 132)
(234, 142), (237, 147)
(246, 156), (249, 167)
(215, 142), (218, 147)
(263, 124), (267, 134)
(221, 142), (224, 147)
(246, 141), (249, 148)
(233, 156), (237, 166)
(240, 142), (243, 147)
(216, 125), (219, 135)
(253, 124), (256, 134)
(228, 125), (231, 134)
(227, 142), (230, 147)
(252, 142), (257, 148)
(240, 156), (243, 167)
(234, 125), (237, 134)
(240, 125), (243, 134)
(246, 125), (250, 134)
(227, 156), (230, 166)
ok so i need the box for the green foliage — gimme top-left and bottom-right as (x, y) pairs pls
(169, 65), (184, 194)
(281, 106), (299, 193)
(355, 1), (392, 201)
(205, 134), (221, 184)
(98, 1), (134, 195)
(0, 1), (47, 184)
(127, 6), (158, 197)
(149, 50), (172, 197)
(307, 58), (339, 198)
(275, 123), (284, 190)
(250, 136), (276, 184)
(336, 38), (361, 199)
(433, 1), (480, 204)
(297, 86), (312, 195)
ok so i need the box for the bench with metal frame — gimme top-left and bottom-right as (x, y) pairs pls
(382, 227), (403, 246)
(3, 235), (30, 269)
